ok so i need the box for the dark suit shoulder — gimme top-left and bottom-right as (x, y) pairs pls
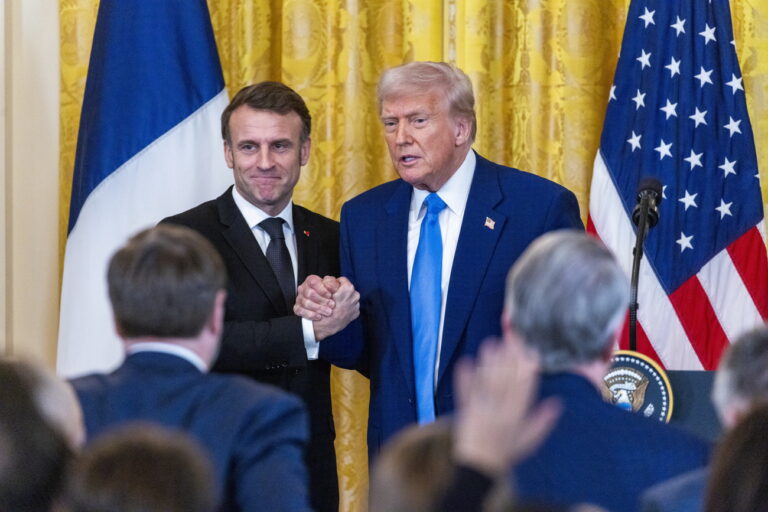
(293, 204), (339, 230)
(160, 195), (223, 230)
(342, 178), (405, 211)
(477, 154), (576, 200)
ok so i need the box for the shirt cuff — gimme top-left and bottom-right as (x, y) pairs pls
(302, 317), (319, 360)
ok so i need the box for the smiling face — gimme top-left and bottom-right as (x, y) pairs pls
(224, 106), (309, 216)
(380, 88), (471, 192)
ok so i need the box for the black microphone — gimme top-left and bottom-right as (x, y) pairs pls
(631, 177), (663, 228)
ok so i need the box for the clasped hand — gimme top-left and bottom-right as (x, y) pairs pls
(294, 275), (360, 341)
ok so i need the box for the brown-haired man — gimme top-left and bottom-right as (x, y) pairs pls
(162, 82), (357, 512)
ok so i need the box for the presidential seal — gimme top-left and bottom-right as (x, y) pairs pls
(600, 350), (673, 423)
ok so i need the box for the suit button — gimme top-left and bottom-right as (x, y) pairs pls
(408, 398), (414, 404)
(292, 369), (301, 375)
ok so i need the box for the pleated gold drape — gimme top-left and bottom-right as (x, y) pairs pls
(60, 2), (768, 511)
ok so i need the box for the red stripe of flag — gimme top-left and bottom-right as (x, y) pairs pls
(726, 226), (768, 319)
(668, 275), (729, 370)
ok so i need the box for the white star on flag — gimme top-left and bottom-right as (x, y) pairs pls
(724, 116), (742, 137)
(689, 107), (707, 127)
(610, 85), (617, 101)
(699, 23), (717, 44)
(632, 89), (646, 109)
(726, 74), (744, 94)
(695, 67), (713, 87)
(654, 139), (673, 160)
(665, 57), (681, 77)
(640, 7), (656, 28)
(719, 157), (737, 177)
(671, 16), (686, 36)
(660, 99), (678, 119)
(627, 131), (642, 151)
(683, 149), (703, 170)
(637, 49), (652, 69)
(679, 190), (698, 210)
(715, 200), (733, 219)
(676, 232), (694, 252)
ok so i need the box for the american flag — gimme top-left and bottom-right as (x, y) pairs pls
(588, 0), (768, 370)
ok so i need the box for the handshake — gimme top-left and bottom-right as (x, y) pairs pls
(294, 275), (360, 341)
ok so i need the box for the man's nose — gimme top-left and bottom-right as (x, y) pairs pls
(395, 122), (412, 145)
(256, 148), (274, 170)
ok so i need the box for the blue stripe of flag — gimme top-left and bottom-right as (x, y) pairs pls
(69, 0), (224, 232)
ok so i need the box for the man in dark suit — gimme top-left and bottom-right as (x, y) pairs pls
(640, 326), (768, 512)
(295, 61), (583, 459)
(505, 231), (710, 512)
(162, 83), (357, 512)
(71, 225), (313, 512)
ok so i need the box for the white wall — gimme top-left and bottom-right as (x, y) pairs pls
(2, 0), (61, 366)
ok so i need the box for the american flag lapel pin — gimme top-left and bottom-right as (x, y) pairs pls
(484, 217), (495, 230)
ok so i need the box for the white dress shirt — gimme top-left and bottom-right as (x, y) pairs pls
(232, 188), (319, 359)
(407, 150), (476, 384)
(127, 342), (208, 372)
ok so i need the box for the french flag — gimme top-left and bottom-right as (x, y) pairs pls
(57, 0), (233, 376)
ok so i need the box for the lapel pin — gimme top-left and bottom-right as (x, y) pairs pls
(484, 217), (495, 230)
(303, 230), (310, 237)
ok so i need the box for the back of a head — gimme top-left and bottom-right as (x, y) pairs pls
(0, 360), (71, 512)
(711, 326), (768, 426)
(370, 421), (455, 512)
(66, 423), (216, 512)
(705, 403), (768, 512)
(505, 231), (629, 373)
(108, 224), (226, 339)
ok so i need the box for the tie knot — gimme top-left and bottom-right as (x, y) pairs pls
(259, 217), (286, 239)
(423, 193), (446, 216)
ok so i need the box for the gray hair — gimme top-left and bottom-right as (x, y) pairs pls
(505, 231), (629, 372)
(712, 327), (768, 421)
(377, 61), (477, 142)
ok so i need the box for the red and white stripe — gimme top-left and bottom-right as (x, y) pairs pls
(588, 152), (768, 371)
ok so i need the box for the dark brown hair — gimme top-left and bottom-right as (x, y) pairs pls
(705, 403), (768, 512)
(66, 423), (215, 512)
(221, 81), (311, 144)
(108, 224), (226, 338)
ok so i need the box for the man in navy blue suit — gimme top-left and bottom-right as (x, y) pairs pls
(295, 61), (583, 459)
(71, 225), (312, 512)
(506, 231), (710, 511)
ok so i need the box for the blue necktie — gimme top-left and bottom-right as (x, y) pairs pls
(410, 192), (447, 423)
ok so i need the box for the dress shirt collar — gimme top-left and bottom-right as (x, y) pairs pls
(231, 186), (295, 233)
(126, 342), (208, 373)
(410, 149), (476, 218)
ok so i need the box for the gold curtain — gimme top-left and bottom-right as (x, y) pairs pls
(60, 1), (768, 511)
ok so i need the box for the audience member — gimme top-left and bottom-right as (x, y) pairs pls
(71, 224), (312, 512)
(0, 360), (72, 512)
(504, 231), (709, 511)
(641, 326), (768, 512)
(66, 423), (215, 512)
(704, 403), (768, 512)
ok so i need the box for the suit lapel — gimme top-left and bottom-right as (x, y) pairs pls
(377, 181), (416, 394)
(293, 205), (316, 283)
(438, 155), (507, 384)
(216, 190), (288, 312)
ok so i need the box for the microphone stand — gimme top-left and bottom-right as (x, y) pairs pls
(629, 195), (652, 352)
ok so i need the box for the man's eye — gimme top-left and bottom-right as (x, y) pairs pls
(413, 117), (427, 125)
(240, 144), (256, 152)
(382, 120), (397, 131)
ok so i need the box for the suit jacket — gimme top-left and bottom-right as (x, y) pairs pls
(72, 352), (312, 512)
(320, 153), (584, 458)
(161, 187), (338, 512)
(514, 373), (711, 512)
(640, 467), (709, 512)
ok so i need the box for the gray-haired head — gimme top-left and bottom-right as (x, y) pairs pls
(377, 61), (477, 142)
(712, 327), (768, 428)
(505, 230), (629, 373)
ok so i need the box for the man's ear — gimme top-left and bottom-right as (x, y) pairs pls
(223, 141), (234, 169)
(453, 116), (472, 146)
(208, 290), (227, 336)
(300, 137), (311, 167)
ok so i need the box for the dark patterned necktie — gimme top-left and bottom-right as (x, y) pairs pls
(259, 217), (296, 308)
